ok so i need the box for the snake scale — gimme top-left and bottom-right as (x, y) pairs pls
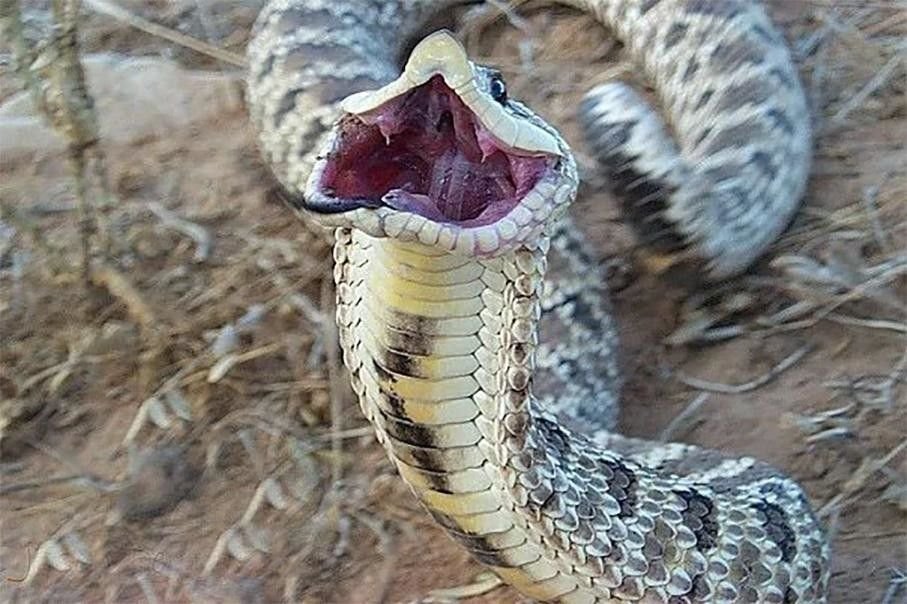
(247, 1), (830, 602)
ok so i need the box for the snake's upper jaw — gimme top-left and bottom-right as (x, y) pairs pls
(302, 30), (578, 256)
(342, 31), (562, 157)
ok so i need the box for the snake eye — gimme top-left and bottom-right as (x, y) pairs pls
(489, 74), (507, 104)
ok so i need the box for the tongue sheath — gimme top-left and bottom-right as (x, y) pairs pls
(429, 147), (471, 221)
(382, 190), (447, 221)
(381, 147), (477, 222)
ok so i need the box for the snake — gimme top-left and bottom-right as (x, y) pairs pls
(247, 1), (829, 602)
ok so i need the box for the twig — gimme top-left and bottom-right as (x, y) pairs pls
(312, 426), (373, 442)
(861, 183), (893, 252)
(880, 568), (906, 604)
(66, 154), (95, 280)
(426, 572), (504, 602)
(26, 439), (117, 492)
(91, 262), (157, 329)
(838, 530), (907, 542)
(147, 202), (213, 262)
(206, 342), (284, 383)
(484, 0), (534, 35)
(322, 277), (345, 492)
(353, 513), (396, 604)
(659, 393), (710, 442)
(2, 0), (115, 281)
(825, 313), (907, 334)
(50, 0), (105, 278)
(818, 439), (907, 518)
(862, 10), (907, 36)
(83, 0), (246, 68)
(0, 473), (101, 495)
(832, 53), (902, 123)
(766, 257), (907, 334)
(461, 0), (531, 38)
(676, 345), (812, 395)
(3, 546), (30, 583)
(136, 572), (161, 604)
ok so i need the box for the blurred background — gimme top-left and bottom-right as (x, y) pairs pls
(0, 1), (905, 602)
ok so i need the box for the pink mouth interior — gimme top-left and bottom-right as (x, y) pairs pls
(318, 76), (552, 227)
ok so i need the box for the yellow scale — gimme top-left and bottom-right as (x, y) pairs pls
(347, 234), (587, 603)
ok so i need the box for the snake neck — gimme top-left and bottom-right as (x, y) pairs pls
(332, 220), (828, 602)
(333, 225), (549, 477)
(333, 226), (623, 600)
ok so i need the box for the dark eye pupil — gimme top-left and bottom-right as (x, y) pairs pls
(491, 77), (507, 102)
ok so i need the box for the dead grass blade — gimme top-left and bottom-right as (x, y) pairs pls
(83, 0), (245, 68)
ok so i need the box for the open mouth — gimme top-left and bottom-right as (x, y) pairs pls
(311, 76), (557, 228)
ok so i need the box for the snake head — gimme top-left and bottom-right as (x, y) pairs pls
(301, 30), (578, 256)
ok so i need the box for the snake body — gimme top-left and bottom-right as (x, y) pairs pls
(247, 1), (829, 602)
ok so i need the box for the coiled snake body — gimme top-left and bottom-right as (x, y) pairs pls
(248, 1), (829, 601)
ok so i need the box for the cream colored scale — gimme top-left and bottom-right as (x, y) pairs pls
(336, 232), (601, 603)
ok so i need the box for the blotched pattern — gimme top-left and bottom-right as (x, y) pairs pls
(247, 0), (828, 601)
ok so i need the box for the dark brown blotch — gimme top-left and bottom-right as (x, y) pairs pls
(691, 572), (712, 600)
(385, 308), (440, 338)
(675, 488), (719, 550)
(601, 458), (638, 518)
(509, 342), (529, 364)
(272, 87), (304, 128)
(561, 230), (595, 265)
(682, 60), (700, 83)
(377, 407), (437, 449)
(694, 89), (714, 112)
(585, 120), (633, 159)
(273, 7), (309, 35)
(426, 511), (514, 567)
(605, 157), (687, 254)
(715, 78), (771, 112)
(371, 359), (398, 384)
(748, 150), (777, 179)
(397, 442), (460, 471)
(683, 0), (742, 20)
(381, 324), (434, 356)
(379, 348), (420, 378)
(376, 385), (408, 419)
(640, 0), (662, 14)
(411, 465), (454, 494)
(254, 53), (276, 83)
(664, 22), (689, 50)
(711, 36), (766, 73)
(764, 108), (795, 136)
(752, 500), (797, 562)
(701, 121), (765, 157)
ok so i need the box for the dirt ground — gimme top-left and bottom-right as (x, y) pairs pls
(1, 1), (905, 603)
